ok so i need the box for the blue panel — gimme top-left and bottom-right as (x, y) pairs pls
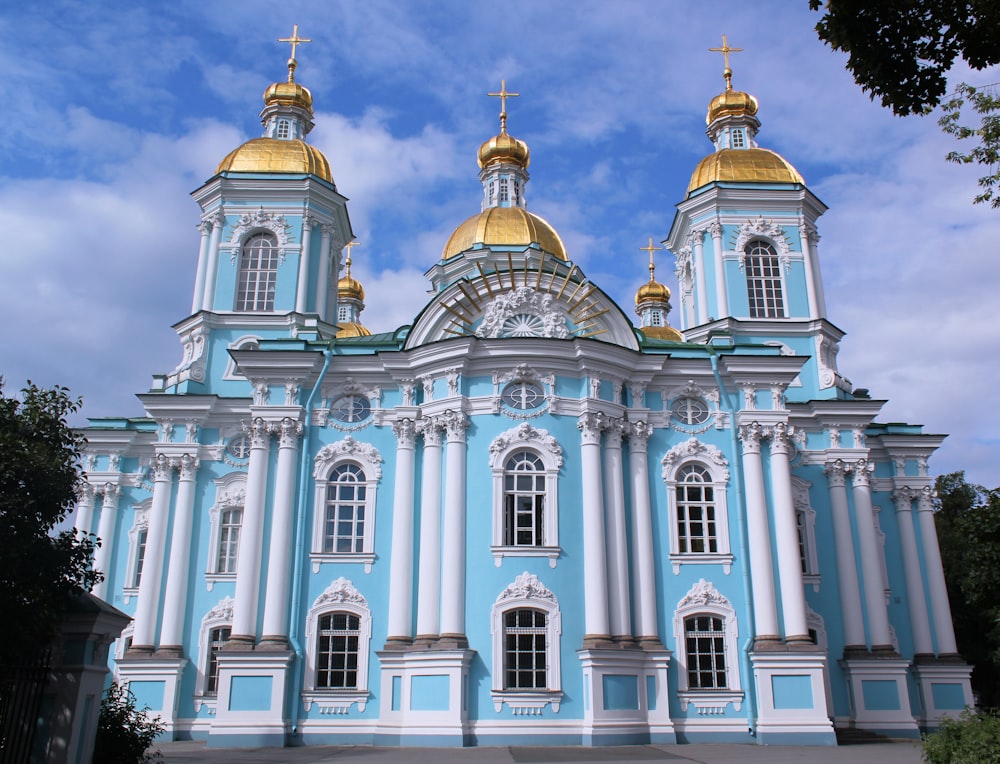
(771, 675), (814, 710)
(410, 674), (449, 711)
(861, 679), (901, 711)
(391, 675), (401, 711)
(129, 680), (165, 711)
(228, 676), (272, 711)
(602, 674), (639, 710)
(646, 675), (657, 711)
(931, 683), (966, 710)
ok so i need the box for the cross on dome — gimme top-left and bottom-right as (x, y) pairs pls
(709, 34), (743, 92)
(488, 80), (520, 134)
(278, 24), (311, 82)
(640, 237), (663, 282)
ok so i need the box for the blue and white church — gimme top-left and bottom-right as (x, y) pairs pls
(76, 37), (973, 748)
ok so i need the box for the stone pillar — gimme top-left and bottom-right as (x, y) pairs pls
(825, 460), (867, 650)
(416, 418), (444, 641)
(602, 418), (631, 641)
(801, 224), (826, 318)
(74, 483), (96, 536)
(851, 460), (894, 651)
(709, 220), (727, 320)
(738, 423), (780, 643)
(385, 418), (417, 644)
(158, 454), (199, 653)
(798, 223), (820, 319)
(230, 418), (271, 646)
(628, 421), (659, 642)
(296, 217), (315, 314)
(261, 418), (303, 647)
(131, 454), (173, 651)
(578, 412), (611, 644)
(439, 411), (469, 644)
(691, 230), (709, 324)
(769, 424), (810, 642)
(92, 484), (119, 600)
(314, 225), (334, 322)
(916, 487), (959, 655)
(892, 487), (934, 656)
(191, 218), (212, 314)
(200, 211), (225, 311)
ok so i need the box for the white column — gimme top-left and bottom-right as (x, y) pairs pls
(801, 224), (826, 318)
(296, 217), (315, 314)
(385, 418), (417, 643)
(692, 230), (709, 324)
(825, 460), (866, 650)
(416, 418), (444, 640)
(439, 411), (469, 643)
(709, 221), (727, 320)
(602, 419), (631, 640)
(892, 487), (934, 656)
(769, 424), (810, 642)
(628, 421), (658, 642)
(261, 418), (303, 646)
(916, 487), (959, 655)
(92, 484), (119, 600)
(738, 423), (780, 642)
(851, 459), (893, 650)
(191, 219), (212, 314)
(74, 483), (96, 536)
(578, 412), (611, 643)
(131, 454), (173, 651)
(158, 454), (199, 651)
(314, 225), (334, 322)
(230, 418), (271, 645)
(798, 223), (819, 320)
(200, 211), (225, 311)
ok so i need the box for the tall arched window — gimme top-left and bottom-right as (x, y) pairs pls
(504, 451), (546, 547)
(316, 611), (361, 689)
(675, 464), (717, 554)
(503, 608), (547, 689)
(744, 240), (785, 318)
(215, 507), (241, 573)
(323, 463), (367, 554)
(236, 232), (278, 312)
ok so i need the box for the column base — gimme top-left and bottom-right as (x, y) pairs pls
(911, 656), (974, 728)
(751, 650), (836, 745)
(115, 655), (187, 737)
(840, 656), (920, 737)
(208, 649), (294, 748)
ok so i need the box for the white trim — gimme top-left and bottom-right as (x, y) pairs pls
(122, 499), (151, 602)
(204, 473), (245, 589)
(222, 335), (261, 380)
(193, 596), (234, 711)
(792, 476), (820, 591)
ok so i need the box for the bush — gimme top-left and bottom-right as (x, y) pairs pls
(92, 682), (164, 764)
(922, 708), (1000, 764)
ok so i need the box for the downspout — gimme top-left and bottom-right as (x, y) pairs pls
(288, 344), (333, 735)
(710, 351), (758, 736)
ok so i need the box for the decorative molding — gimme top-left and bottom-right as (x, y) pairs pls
(662, 438), (729, 480)
(313, 437), (383, 480)
(313, 576), (368, 609)
(495, 571), (556, 604)
(489, 423), (563, 469)
(476, 286), (570, 339)
(228, 210), (292, 259)
(678, 578), (731, 610)
(734, 216), (792, 268)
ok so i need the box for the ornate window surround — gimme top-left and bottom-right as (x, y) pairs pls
(673, 579), (743, 715)
(491, 363), (555, 418)
(792, 476), (820, 591)
(205, 473), (246, 590)
(661, 438), (733, 574)
(302, 577), (372, 714)
(489, 423), (563, 567)
(193, 596), (235, 713)
(311, 438), (382, 573)
(491, 572), (563, 714)
(122, 499), (151, 603)
(223, 335), (261, 380)
(662, 380), (727, 433)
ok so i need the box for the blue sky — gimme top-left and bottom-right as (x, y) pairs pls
(3, 1), (999, 485)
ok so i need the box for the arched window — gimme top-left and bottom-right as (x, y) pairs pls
(503, 608), (547, 689)
(223, 336), (261, 380)
(123, 501), (151, 601)
(323, 463), (367, 554)
(236, 233), (278, 312)
(499, 177), (509, 202)
(675, 464), (717, 554)
(504, 451), (545, 547)
(316, 612), (360, 689)
(205, 473), (245, 588)
(194, 596), (234, 712)
(684, 614), (726, 689)
(276, 119), (290, 139)
(744, 240), (785, 318)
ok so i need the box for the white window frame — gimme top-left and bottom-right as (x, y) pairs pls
(491, 572), (563, 714)
(744, 239), (787, 319)
(193, 596), (235, 713)
(311, 438), (382, 573)
(792, 476), (820, 591)
(205, 473), (246, 590)
(223, 335), (261, 380)
(302, 577), (371, 714)
(673, 578), (743, 714)
(661, 438), (733, 574)
(235, 232), (279, 312)
(489, 424), (563, 567)
(122, 500), (151, 603)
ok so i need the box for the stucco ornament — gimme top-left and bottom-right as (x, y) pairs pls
(489, 422), (563, 468)
(203, 596), (236, 624)
(313, 576), (368, 609)
(496, 572), (557, 604)
(228, 210), (291, 259)
(661, 437), (729, 479)
(476, 286), (570, 338)
(314, 437), (383, 479)
(678, 578), (731, 610)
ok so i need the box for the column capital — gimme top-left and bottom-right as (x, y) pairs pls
(628, 420), (652, 451)
(917, 485), (935, 512)
(245, 417), (272, 449)
(708, 220), (723, 239)
(892, 485), (917, 508)
(442, 410), (469, 442)
(76, 482), (95, 504)
(393, 417), (417, 449)
(416, 416), (444, 447)
(176, 453), (199, 481)
(604, 417), (626, 449)
(577, 412), (605, 444)
(770, 421), (793, 454)
(824, 458), (849, 487)
(851, 458), (873, 488)
(153, 452), (173, 481)
(101, 482), (120, 501)
(738, 421), (764, 453)
(273, 417), (304, 448)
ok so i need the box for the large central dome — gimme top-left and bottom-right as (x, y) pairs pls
(215, 138), (332, 181)
(688, 147), (803, 192)
(442, 206), (568, 261)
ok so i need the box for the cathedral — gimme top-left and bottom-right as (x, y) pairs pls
(76, 32), (973, 748)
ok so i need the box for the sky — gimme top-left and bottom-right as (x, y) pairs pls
(2, 1), (999, 486)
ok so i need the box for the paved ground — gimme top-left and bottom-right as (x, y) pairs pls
(157, 740), (924, 764)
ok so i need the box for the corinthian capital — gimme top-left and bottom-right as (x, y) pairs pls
(738, 422), (764, 453)
(851, 458), (873, 488)
(824, 459), (848, 487)
(770, 422), (793, 454)
(891, 486), (916, 509)
(442, 410), (469, 441)
(577, 412), (605, 444)
(416, 417), (444, 447)
(274, 417), (303, 449)
(392, 418), (416, 449)
(153, 452), (173, 481)
(245, 417), (271, 450)
(917, 485), (935, 512)
(628, 420), (652, 451)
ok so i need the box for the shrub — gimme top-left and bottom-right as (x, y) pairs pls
(922, 708), (1000, 764)
(92, 682), (164, 764)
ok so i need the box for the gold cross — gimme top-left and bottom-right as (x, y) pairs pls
(640, 237), (663, 281)
(344, 240), (360, 270)
(279, 24), (311, 60)
(488, 80), (520, 133)
(709, 34), (742, 90)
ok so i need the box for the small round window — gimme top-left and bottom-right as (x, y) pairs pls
(331, 394), (372, 423)
(226, 434), (251, 460)
(670, 396), (711, 425)
(502, 381), (546, 411)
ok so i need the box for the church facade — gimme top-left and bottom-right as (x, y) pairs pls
(76, 40), (972, 748)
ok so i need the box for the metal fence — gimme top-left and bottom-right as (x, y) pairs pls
(0, 649), (52, 764)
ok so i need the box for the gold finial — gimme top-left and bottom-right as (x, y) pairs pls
(278, 24), (312, 82)
(709, 34), (743, 92)
(488, 80), (520, 134)
(640, 238), (663, 282)
(344, 240), (360, 274)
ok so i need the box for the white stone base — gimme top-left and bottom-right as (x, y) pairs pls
(841, 657), (920, 736)
(911, 659), (974, 727)
(751, 651), (836, 745)
(208, 649), (294, 747)
(115, 656), (187, 737)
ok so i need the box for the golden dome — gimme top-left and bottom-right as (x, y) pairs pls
(687, 148), (803, 193)
(635, 279), (671, 305)
(214, 138), (332, 182)
(707, 88), (758, 125)
(641, 325), (683, 341)
(338, 273), (365, 301)
(336, 321), (371, 338)
(263, 79), (314, 113)
(442, 206), (567, 261)
(478, 131), (530, 169)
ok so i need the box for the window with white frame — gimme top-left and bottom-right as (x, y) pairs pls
(302, 577), (371, 713)
(744, 240), (785, 318)
(123, 502), (151, 601)
(205, 626), (230, 694)
(491, 572), (563, 714)
(673, 579), (743, 714)
(235, 232), (279, 312)
(311, 439), (382, 572)
(205, 474), (246, 588)
(731, 128), (745, 148)
(662, 440), (733, 574)
(215, 508), (242, 574)
(499, 177), (509, 202)
(276, 119), (290, 139)
(194, 596), (234, 709)
(224, 336), (261, 380)
(489, 424), (562, 567)
(792, 477), (820, 590)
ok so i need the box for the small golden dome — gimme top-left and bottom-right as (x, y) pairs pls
(215, 138), (332, 182)
(641, 325), (683, 341)
(707, 88), (758, 125)
(635, 280), (671, 305)
(478, 131), (530, 169)
(338, 273), (365, 302)
(263, 80), (314, 113)
(336, 321), (371, 338)
(442, 206), (567, 261)
(687, 148), (803, 193)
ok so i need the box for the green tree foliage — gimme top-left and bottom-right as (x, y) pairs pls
(922, 708), (1000, 764)
(935, 471), (1000, 707)
(0, 380), (102, 670)
(92, 682), (164, 764)
(809, 1), (1000, 207)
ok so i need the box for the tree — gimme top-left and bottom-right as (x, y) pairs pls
(93, 682), (164, 764)
(0, 380), (102, 670)
(809, 1), (1000, 206)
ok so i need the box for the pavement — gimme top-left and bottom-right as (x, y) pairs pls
(156, 740), (925, 764)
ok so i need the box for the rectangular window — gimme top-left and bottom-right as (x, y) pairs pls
(499, 178), (509, 202)
(324, 484), (366, 553)
(131, 528), (148, 588)
(216, 508), (242, 574)
(685, 616), (727, 689)
(731, 128), (745, 148)
(206, 626), (230, 694)
(236, 234), (279, 312)
(317, 612), (361, 689)
(504, 609), (547, 689)
(746, 248), (785, 318)
(676, 484), (717, 553)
